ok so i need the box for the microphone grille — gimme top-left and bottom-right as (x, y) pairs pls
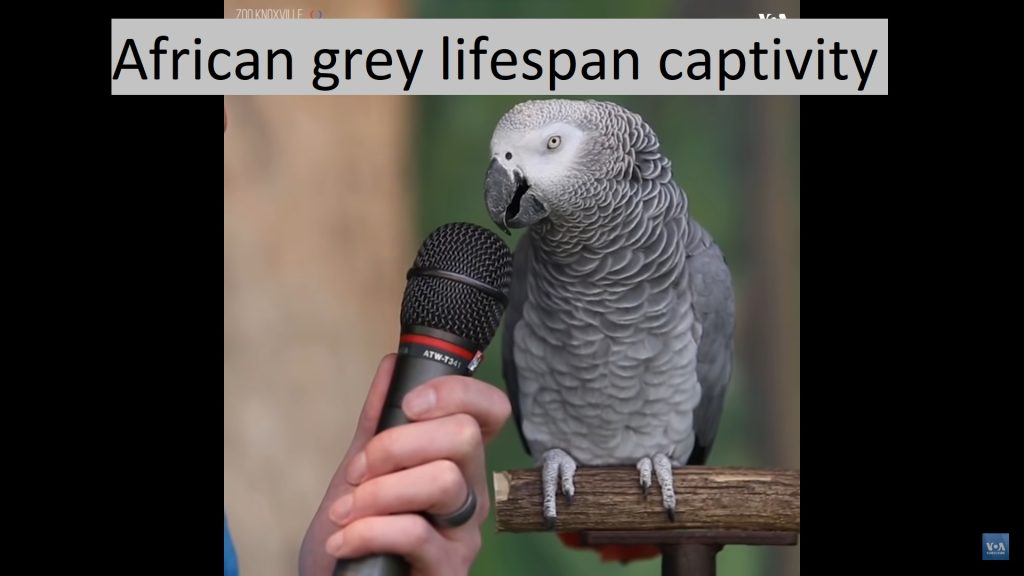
(400, 222), (513, 350)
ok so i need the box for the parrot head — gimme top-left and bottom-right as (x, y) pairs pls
(484, 99), (650, 234)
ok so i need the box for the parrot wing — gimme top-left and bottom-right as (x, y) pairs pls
(502, 232), (534, 457)
(682, 218), (736, 465)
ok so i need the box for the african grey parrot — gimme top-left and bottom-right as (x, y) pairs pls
(484, 99), (735, 529)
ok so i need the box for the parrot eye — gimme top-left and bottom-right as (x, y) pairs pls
(546, 135), (561, 150)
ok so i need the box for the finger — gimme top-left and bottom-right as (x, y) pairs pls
(326, 514), (462, 574)
(313, 354), (398, 507)
(350, 414), (484, 488)
(401, 376), (512, 442)
(329, 459), (469, 526)
(358, 414), (490, 526)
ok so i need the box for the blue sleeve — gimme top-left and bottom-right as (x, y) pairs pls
(224, 512), (240, 576)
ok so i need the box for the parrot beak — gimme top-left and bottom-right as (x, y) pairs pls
(485, 158), (549, 235)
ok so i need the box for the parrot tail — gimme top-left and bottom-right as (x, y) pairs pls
(557, 533), (662, 563)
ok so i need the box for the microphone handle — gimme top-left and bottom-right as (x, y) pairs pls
(334, 329), (477, 576)
(377, 352), (467, 432)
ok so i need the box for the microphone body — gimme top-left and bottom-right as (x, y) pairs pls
(333, 223), (511, 576)
(335, 328), (480, 576)
(378, 327), (481, 431)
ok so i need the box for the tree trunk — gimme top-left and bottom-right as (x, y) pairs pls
(223, 3), (410, 576)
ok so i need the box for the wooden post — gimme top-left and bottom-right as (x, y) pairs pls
(493, 467), (799, 576)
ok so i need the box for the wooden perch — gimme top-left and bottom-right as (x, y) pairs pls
(493, 466), (799, 534)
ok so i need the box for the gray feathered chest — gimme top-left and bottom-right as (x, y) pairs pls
(512, 188), (702, 467)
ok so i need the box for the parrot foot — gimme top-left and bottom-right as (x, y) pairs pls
(653, 453), (677, 521)
(541, 448), (577, 528)
(637, 457), (653, 498)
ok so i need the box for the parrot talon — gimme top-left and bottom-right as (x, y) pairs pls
(637, 457), (653, 500)
(653, 453), (678, 522)
(542, 448), (577, 526)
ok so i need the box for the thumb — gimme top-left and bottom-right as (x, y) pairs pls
(300, 354), (398, 576)
(349, 353), (397, 451)
(317, 353), (397, 502)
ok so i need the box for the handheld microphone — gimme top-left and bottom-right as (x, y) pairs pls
(334, 222), (512, 576)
